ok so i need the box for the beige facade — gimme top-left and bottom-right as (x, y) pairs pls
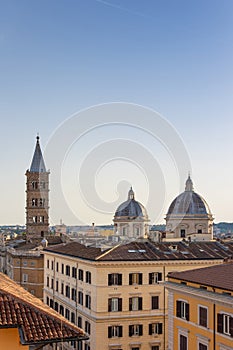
(43, 240), (233, 350)
(6, 247), (44, 299)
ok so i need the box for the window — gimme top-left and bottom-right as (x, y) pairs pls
(78, 343), (83, 350)
(46, 297), (49, 305)
(151, 347), (159, 350)
(60, 305), (64, 316)
(47, 276), (49, 287)
(65, 285), (70, 298)
(50, 299), (54, 308)
(199, 344), (207, 350)
(78, 291), (83, 305)
(78, 317), (82, 328)
(51, 261), (54, 270)
(72, 267), (77, 278)
(217, 313), (233, 336)
(32, 216), (37, 223)
(61, 263), (64, 274)
(66, 265), (70, 276)
(108, 298), (122, 312)
(151, 296), (159, 310)
(149, 272), (162, 284)
(176, 300), (189, 321)
(129, 324), (143, 336)
(65, 308), (70, 320)
(85, 345), (90, 350)
(56, 262), (59, 272)
(86, 271), (91, 284)
(129, 297), (142, 311)
(32, 181), (38, 189)
(85, 295), (91, 309)
(179, 334), (187, 350)
(56, 280), (59, 292)
(54, 302), (58, 311)
(199, 306), (208, 328)
(71, 312), (75, 324)
(180, 229), (186, 238)
(85, 321), (91, 334)
(71, 288), (76, 301)
(129, 273), (142, 285)
(198, 229), (202, 234)
(108, 273), (122, 286)
(79, 269), (84, 281)
(32, 198), (37, 207)
(40, 181), (46, 189)
(51, 278), (54, 289)
(149, 323), (163, 335)
(61, 283), (64, 295)
(47, 259), (49, 269)
(22, 274), (28, 283)
(39, 198), (45, 207)
(108, 325), (123, 338)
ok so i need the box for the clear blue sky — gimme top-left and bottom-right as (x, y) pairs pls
(1, 0), (233, 225)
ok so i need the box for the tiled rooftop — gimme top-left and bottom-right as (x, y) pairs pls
(168, 262), (233, 291)
(0, 273), (87, 345)
(44, 239), (233, 261)
(44, 241), (102, 260)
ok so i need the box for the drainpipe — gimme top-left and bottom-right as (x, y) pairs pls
(213, 287), (216, 350)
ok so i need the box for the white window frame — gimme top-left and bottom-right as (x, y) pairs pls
(22, 273), (28, 282)
(223, 314), (231, 335)
(111, 298), (119, 312)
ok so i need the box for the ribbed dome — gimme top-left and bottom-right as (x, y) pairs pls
(167, 176), (211, 216)
(114, 187), (148, 219)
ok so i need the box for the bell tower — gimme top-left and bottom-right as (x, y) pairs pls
(25, 136), (49, 242)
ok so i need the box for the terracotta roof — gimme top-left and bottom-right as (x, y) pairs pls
(44, 240), (233, 262)
(44, 242), (102, 260)
(0, 273), (88, 345)
(168, 262), (233, 291)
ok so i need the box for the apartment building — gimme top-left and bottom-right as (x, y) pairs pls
(166, 261), (233, 350)
(43, 239), (233, 350)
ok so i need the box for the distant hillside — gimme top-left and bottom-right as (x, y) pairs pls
(214, 222), (233, 233)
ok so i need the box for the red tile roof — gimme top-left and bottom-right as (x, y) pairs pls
(0, 273), (88, 345)
(168, 262), (233, 291)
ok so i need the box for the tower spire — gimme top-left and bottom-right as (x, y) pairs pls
(30, 135), (46, 172)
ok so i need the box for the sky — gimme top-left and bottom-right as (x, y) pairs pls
(1, 0), (233, 225)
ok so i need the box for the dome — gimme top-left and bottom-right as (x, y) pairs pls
(167, 176), (212, 216)
(114, 187), (148, 219)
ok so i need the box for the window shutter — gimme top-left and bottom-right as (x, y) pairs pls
(139, 273), (143, 285)
(108, 299), (112, 312)
(149, 273), (152, 284)
(108, 274), (112, 286)
(129, 274), (133, 285)
(139, 297), (142, 310)
(129, 325), (133, 337)
(217, 313), (223, 333)
(185, 303), (190, 321)
(176, 300), (181, 317)
(119, 326), (123, 337)
(158, 272), (162, 282)
(118, 298), (122, 311)
(118, 274), (122, 285)
(158, 323), (163, 334)
(129, 298), (132, 311)
(230, 316), (233, 337)
(139, 324), (143, 336)
(149, 324), (152, 335)
(108, 326), (112, 338)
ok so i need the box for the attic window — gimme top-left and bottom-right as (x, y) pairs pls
(170, 245), (177, 251)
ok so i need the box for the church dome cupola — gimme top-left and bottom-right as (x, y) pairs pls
(113, 187), (149, 239)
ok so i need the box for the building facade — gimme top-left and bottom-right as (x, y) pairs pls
(165, 176), (214, 241)
(166, 262), (233, 350)
(43, 240), (233, 350)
